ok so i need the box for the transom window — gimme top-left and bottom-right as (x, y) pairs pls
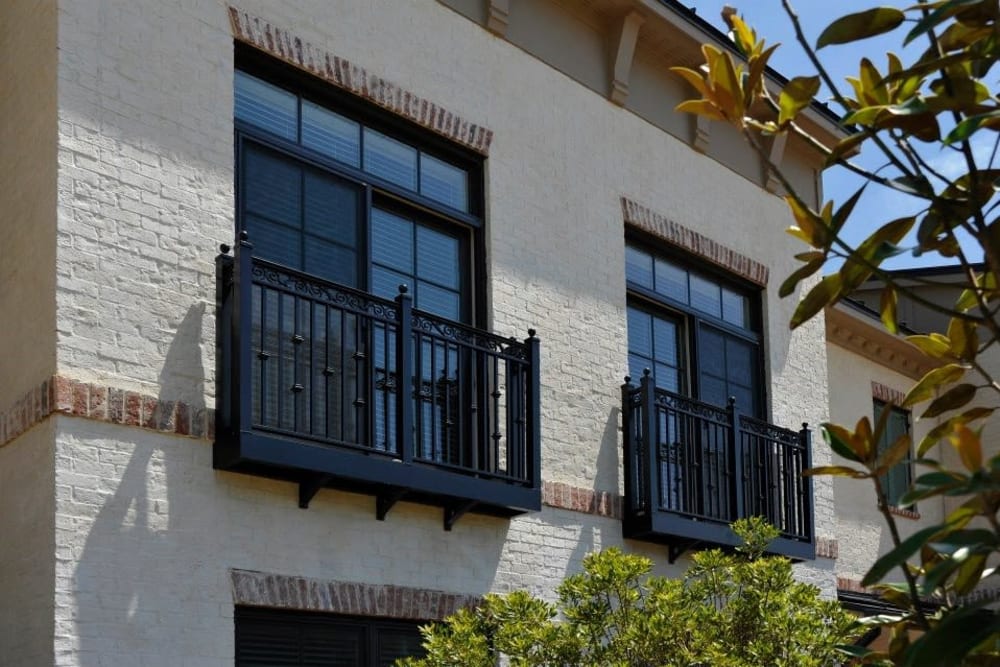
(626, 241), (763, 417)
(234, 62), (480, 325)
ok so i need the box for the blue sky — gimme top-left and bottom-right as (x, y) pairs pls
(687, 1), (986, 269)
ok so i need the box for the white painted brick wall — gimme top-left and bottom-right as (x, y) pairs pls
(0, 421), (56, 667)
(42, 0), (841, 663)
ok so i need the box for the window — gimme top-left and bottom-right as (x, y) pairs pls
(234, 63), (481, 324)
(235, 607), (425, 666)
(234, 56), (484, 461)
(873, 400), (912, 507)
(625, 242), (763, 416)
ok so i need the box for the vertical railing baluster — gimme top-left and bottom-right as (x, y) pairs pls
(395, 286), (414, 464)
(640, 370), (660, 512)
(526, 330), (541, 491)
(234, 232), (253, 437)
(620, 376), (636, 510)
(728, 397), (744, 521)
(801, 423), (813, 542)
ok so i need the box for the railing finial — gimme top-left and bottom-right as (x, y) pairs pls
(801, 422), (810, 431)
(397, 283), (409, 295)
(239, 229), (249, 242)
(528, 328), (537, 338)
(219, 243), (231, 254)
(728, 396), (736, 407)
(624, 375), (632, 386)
(643, 367), (651, 377)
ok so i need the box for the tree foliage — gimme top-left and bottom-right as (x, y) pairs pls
(399, 519), (854, 667)
(675, 1), (1000, 664)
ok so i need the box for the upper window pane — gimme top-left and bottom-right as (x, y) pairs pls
(363, 128), (418, 190)
(302, 101), (361, 167)
(420, 153), (469, 212)
(625, 246), (653, 289)
(416, 225), (460, 290)
(235, 71), (298, 142)
(654, 258), (688, 303)
(689, 273), (722, 318)
(721, 287), (749, 329)
(372, 209), (415, 274)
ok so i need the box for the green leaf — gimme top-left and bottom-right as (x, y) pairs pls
(902, 604), (1000, 667)
(906, 333), (953, 358)
(831, 185), (867, 234)
(817, 8), (905, 49)
(904, 0), (991, 46)
(791, 273), (841, 329)
(863, 525), (945, 586)
(953, 553), (988, 595)
(779, 76), (820, 125)
(825, 132), (868, 166)
(943, 109), (1000, 145)
(881, 286), (898, 334)
(921, 383), (977, 419)
(824, 423), (863, 463)
(779, 256), (825, 299)
(903, 364), (966, 406)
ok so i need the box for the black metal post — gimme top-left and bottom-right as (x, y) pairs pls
(526, 329), (541, 491)
(234, 231), (254, 436)
(801, 423), (814, 542)
(728, 396), (745, 520)
(621, 376), (635, 512)
(395, 285), (414, 464)
(640, 369), (660, 512)
(215, 246), (233, 438)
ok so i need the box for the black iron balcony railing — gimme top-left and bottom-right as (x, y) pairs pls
(621, 370), (814, 560)
(215, 235), (541, 527)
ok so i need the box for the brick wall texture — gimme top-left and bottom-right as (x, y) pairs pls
(0, 0), (849, 663)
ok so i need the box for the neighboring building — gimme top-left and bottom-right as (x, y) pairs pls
(827, 267), (1000, 614)
(1, 0), (847, 664)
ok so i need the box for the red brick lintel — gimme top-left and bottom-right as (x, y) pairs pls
(226, 6), (493, 156)
(0, 375), (213, 447)
(871, 381), (907, 406)
(231, 569), (481, 620)
(621, 197), (769, 287)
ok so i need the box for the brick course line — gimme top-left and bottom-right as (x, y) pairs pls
(0, 375), (213, 448)
(621, 197), (769, 286)
(227, 6), (493, 155)
(230, 569), (481, 619)
(871, 380), (906, 405)
(1, 376), (836, 559)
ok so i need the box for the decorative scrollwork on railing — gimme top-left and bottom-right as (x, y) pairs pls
(411, 311), (529, 360)
(251, 260), (399, 323)
(653, 388), (729, 423)
(739, 415), (802, 447)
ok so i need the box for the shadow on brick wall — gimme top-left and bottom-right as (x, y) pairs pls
(73, 304), (205, 665)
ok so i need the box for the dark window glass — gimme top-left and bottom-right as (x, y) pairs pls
(420, 153), (468, 212)
(625, 242), (762, 417)
(874, 400), (913, 507)
(235, 71), (298, 141)
(363, 128), (418, 190)
(302, 100), (361, 167)
(236, 608), (425, 667)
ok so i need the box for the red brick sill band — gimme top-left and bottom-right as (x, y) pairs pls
(0, 375), (213, 447)
(1, 376), (836, 560)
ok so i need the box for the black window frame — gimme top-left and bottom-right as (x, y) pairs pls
(235, 606), (427, 666)
(873, 399), (914, 509)
(234, 44), (487, 327)
(625, 234), (767, 419)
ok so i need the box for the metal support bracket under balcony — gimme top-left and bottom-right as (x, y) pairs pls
(376, 488), (408, 521)
(299, 474), (332, 509)
(444, 501), (477, 531)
